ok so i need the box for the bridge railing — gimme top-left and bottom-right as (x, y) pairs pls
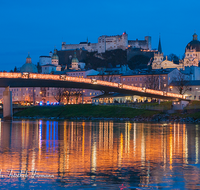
(0, 72), (185, 100)
(29, 73), (60, 80)
(0, 72), (22, 78)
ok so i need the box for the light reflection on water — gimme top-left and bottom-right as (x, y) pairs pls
(0, 120), (199, 189)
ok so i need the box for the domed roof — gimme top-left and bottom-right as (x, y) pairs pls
(186, 33), (200, 52)
(20, 53), (38, 73)
(72, 52), (79, 63)
(51, 48), (59, 60)
(20, 63), (38, 73)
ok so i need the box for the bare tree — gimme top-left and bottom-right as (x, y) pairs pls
(167, 53), (179, 64)
(58, 88), (83, 104)
(54, 88), (67, 103)
(145, 74), (164, 90)
(172, 72), (190, 95)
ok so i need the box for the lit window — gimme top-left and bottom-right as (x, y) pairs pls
(164, 84), (166, 87)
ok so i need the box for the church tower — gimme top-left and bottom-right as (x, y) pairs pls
(71, 52), (79, 70)
(26, 53), (32, 63)
(51, 48), (59, 65)
(152, 36), (164, 69)
(158, 36), (162, 54)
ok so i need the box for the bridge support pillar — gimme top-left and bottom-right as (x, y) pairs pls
(172, 100), (189, 110)
(3, 87), (12, 120)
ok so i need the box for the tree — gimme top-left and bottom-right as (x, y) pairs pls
(54, 88), (83, 104)
(54, 88), (67, 103)
(128, 55), (150, 70)
(145, 74), (164, 90)
(37, 62), (42, 73)
(14, 66), (17, 72)
(167, 54), (179, 64)
(172, 72), (190, 95)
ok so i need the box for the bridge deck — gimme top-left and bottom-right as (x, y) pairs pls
(0, 72), (186, 101)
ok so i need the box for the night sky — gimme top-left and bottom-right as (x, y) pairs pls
(0, 0), (199, 71)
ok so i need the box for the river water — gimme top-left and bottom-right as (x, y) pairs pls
(0, 120), (199, 189)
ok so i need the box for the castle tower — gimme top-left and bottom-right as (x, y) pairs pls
(145, 36), (152, 50)
(122, 31), (128, 48)
(98, 36), (106, 53)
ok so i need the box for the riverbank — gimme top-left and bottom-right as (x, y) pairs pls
(13, 104), (200, 123)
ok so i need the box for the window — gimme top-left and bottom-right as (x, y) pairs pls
(123, 78), (125, 81)
(164, 84), (166, 87)
(163, 77), (165, 80)
(190, 88), (192, 91)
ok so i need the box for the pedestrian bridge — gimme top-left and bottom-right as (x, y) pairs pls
(0, 72), (186, 119)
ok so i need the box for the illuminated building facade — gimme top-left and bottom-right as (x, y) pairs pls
(152, 54), (184, 70)
(170, 80), (200, 100)
(41, 48), (61, 74)
(152, 37), (184, 70)
(184, 33), (200, 67)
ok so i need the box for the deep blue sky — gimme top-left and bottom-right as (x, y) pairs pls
(0, 0), (199, 71)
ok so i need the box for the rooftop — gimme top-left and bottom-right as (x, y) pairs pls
(170, 80), (200, 86)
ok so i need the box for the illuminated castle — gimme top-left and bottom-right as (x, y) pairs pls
(61, 32), (151, 53)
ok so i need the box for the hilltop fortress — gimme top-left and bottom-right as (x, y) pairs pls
(61, 32), (151, 53)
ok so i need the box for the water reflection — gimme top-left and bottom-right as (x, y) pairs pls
(0, 120), (200, 189)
